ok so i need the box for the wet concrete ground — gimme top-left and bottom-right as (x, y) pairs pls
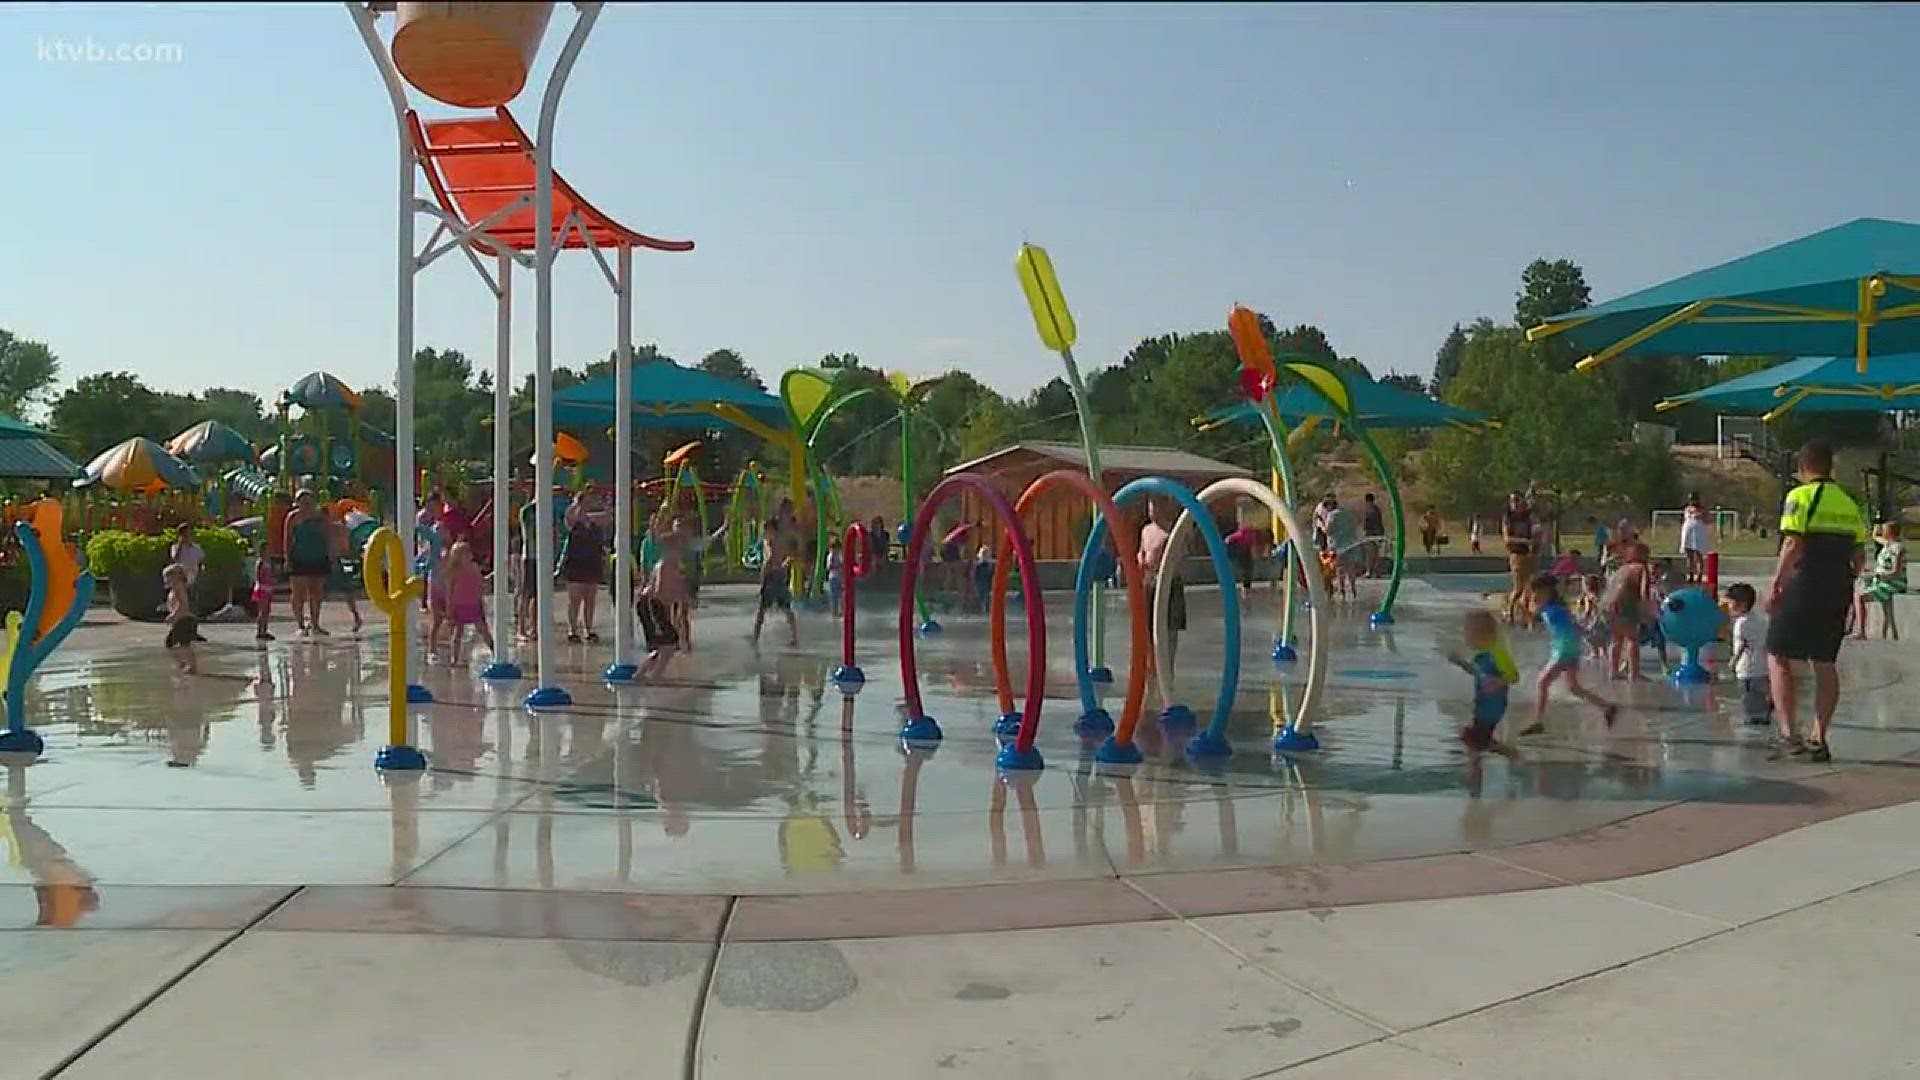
(8, 578), (1920, 1079)
(6, 576), (1913, 896)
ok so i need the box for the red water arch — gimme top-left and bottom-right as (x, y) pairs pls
(898, 473), (1045, 754)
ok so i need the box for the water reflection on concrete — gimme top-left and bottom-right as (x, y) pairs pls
(1, 581), (1911, 896)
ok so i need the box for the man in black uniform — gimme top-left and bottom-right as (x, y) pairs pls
(1765, 438), (1868, 762)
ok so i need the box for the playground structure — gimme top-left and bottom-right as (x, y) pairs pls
(351, 0), (697, 717)
(820, 244), (1333, 771)
(338, 2), (1335, 775)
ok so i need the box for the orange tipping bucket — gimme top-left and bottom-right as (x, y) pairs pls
(392, 2), (554, 108)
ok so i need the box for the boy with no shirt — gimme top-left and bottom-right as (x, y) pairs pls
(753, 516), (799, 647)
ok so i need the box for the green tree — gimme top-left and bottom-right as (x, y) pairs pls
(411, 347), (491, 471)
(196, 388), (273, 444)
(1425, 322), (1631, 514)
(957, 392), (1019, 459)
(50, 372), (171, 458)
(1274, 324), (1369, 378)
(1380, 372), (1427, 395)
(0, 330), (61, 420)
(1430, 323), (1468, 397)
(1516, 257), (1594, 373)
(697, 348), (762, 390)
(1514, 257), (1592, 331)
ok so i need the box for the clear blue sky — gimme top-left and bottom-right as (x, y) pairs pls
(6, 2), (1920, 413)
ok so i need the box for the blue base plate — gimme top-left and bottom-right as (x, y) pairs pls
(1087, 666), (1114, 684)
(992, 712), (1023, 737)
(899, 715), (943, 744)
(1158, 703), (1196, 731)
(1073, 708), (1114, 737)
(1186, 729), (1233, 759)
(1273, 727), (1321, 753)
(1669, 661), (1711, 684)
(1271, 642), (1298, 662)
(405, 684), (434, 704)
(479, 661), (523, 681)
(1369, 610), (1396, 627)
(525, 685), (574, 710)
(0, 729), (45, 757)
(1094, 737), (1143, 766)
(374, 744), (428, 771)
(917, 618), (943, 636)
(830, 664), (866, 686)
(603, 663), (638, 683)
(995, 743), (1045, 771)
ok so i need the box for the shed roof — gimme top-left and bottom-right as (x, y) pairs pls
(944, 441), (1253, 481)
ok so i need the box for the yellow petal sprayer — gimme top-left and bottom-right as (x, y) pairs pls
(363, 527), (429, 771)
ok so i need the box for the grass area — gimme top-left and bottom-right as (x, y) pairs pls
(1637, 527), (1778, 558)
(1411, 521), (1780, 559)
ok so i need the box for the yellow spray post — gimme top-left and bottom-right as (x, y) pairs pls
(1016, 243), (1112, 680)
(364, 527), (428, 771)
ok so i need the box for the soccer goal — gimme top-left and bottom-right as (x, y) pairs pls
(1649, 509), (1742, 538)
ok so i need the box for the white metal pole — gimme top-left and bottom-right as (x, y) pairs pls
(347, 2), (429, 709)
(608, 243), (636, 681)
(483, 250), (519, 679)
(526, 2), (603, 710)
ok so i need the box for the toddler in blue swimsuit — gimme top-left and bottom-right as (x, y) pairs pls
(1450, 610), (1519, 756)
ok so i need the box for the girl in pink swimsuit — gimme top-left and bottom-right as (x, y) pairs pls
(443, 541), (494, 661)
(648, 508), (694, 650)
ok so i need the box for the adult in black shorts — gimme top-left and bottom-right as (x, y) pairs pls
(1765, 439), (1868, 763)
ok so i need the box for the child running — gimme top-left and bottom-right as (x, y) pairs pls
(442, 541), (493, 662)
(1528, 572), (1617, 734)
(1446, 610), (1521, 760)
(163, 563), (198, 675)
(1726, 582), (1772, 727)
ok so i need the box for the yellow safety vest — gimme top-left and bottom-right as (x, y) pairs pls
(1778, 480), (1867, 542)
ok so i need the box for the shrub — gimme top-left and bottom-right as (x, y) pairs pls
(83, 526), (247, 579)
(83, 530), (171, 579)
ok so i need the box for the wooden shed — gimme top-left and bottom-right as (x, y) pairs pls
(942, 441), (1254, 560)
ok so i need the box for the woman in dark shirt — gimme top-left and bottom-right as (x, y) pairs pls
(560, 491), (610, 643)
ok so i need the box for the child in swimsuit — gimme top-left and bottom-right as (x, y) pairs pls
(443, 541), (493, 661)
(1529, 573), (1618, 734)
(1449, 610), (1519, 757)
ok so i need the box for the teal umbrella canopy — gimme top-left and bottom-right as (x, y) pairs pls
(1658, 354), (1920, 417)
(77, 437), (200, 492)
(166, 420), (255, 465)
(1531, 218), (1920, 371)
(1205, 375), (1492, 431)
(284, 371), (361, 412)
(552, 362), (786, 431)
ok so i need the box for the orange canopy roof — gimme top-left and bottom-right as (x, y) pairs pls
(410, 106), (693, 254)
